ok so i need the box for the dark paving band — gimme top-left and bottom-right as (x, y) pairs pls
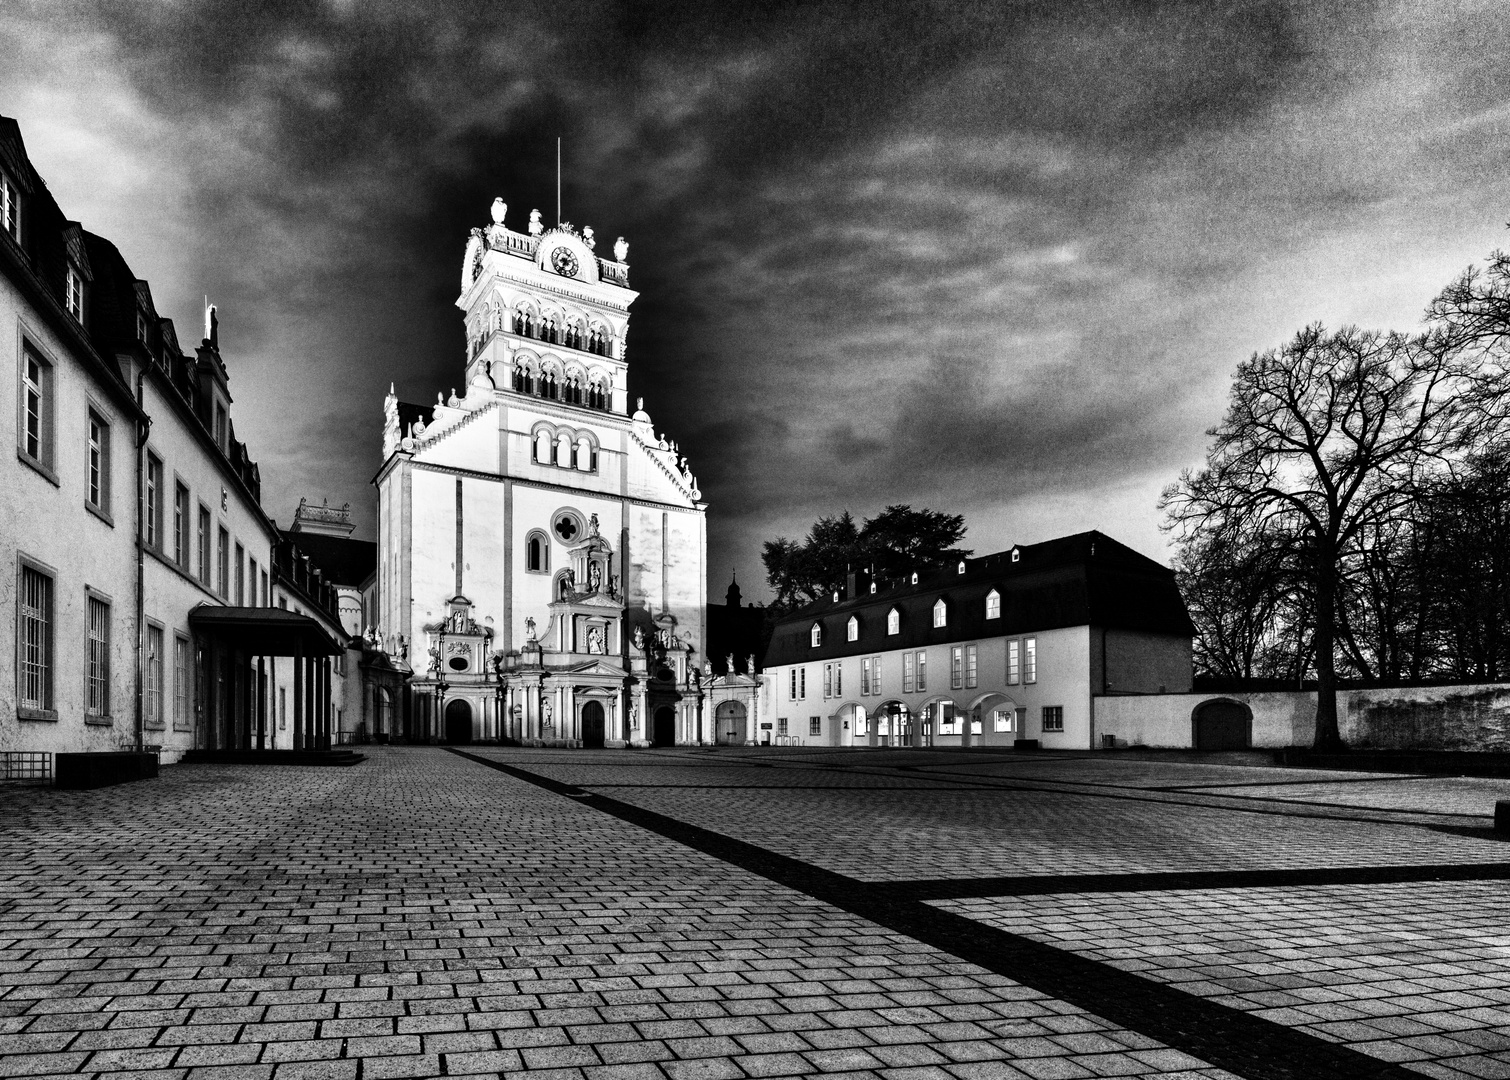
(451, 749), (1418, 1080)
(888, 861), (1510, 898)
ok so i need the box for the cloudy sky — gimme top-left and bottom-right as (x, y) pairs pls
(6, 0), (1510, 599)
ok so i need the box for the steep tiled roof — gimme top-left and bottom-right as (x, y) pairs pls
(764, 531), (1194, 667)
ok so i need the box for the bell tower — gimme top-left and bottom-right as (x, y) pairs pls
(457, 198), (636, 417)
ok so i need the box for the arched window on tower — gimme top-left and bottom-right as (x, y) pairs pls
(556, 432), (573, 466)
(587, 380), (606, 411)
(533, 430), (552, 463)
(577, 435), (593, 472)
(514, 364), (532, 395)
(543, 371), (558, 400)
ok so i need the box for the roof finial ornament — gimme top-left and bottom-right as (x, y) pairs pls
(490, 198), (507, 225)
(636, 396), (644, 411)
(582, 226), (595, 250)
(528, 209), (543, 236)
(614, 236), (629, 262)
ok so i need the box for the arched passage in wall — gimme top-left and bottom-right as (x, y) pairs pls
(1192, 698), (1252, 750)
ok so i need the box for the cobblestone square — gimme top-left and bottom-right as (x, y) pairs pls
(4, 747), (1510, 1079)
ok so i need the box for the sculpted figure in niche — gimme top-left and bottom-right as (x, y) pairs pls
(542, 700), (553, 729)
(587, 560), (602, 592)
(632, 626), (645, 651)
(587, 626), (605, 654)
(525, 616), (537, 641)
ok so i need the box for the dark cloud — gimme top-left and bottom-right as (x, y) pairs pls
(4, 0), (1510, 599)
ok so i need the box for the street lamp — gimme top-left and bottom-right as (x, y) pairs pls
(434, 625), (448, 743)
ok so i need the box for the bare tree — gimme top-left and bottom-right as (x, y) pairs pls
(1162, 324), (1489, 749)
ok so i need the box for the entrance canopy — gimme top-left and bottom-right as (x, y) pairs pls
(188, 606), (343, 656)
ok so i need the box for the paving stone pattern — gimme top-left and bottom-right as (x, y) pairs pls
(940, 883), (1510, 1080)
(1, 748), (1244, 1080)
(3, 746), (1507, 1079)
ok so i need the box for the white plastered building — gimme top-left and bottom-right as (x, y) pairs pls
(375, 199), (709, 747)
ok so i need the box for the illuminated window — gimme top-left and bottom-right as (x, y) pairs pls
(1024, 637), (1037, 684)
(846, 615), (858, 641)
(932, 599), (946, 628)
(986, 589), (1000, 619)
(810, 622), (822, 647)
(887, 608), (900, 635)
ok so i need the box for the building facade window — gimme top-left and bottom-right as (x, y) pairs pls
(810, 622), (821, 647)
(915, 651), (926, 693)
(18, 564), (52, 712)
(994, 707), (1014, 733)
(145, 454), (163, 549)
(823, 663), (833, 699)
(261, 569), (269, 607)
(86, 595), (110, 717)
(234, 542), (245, 604)
(903, 652), (914, 694)
(809, 716), (821, 736)
(887, 608), (900, 635)
(174, 483), (189, 566)
(1024, 637), (1037, 683)
(861, 656), (872, 696)
(1007, 639), (1020, 684)
(986, 589), (1001, 619)
(525, 530), (549, 573)
(951, 646), (964, 690)
(217, 526), (229, 598)
(1042, 705), (1063, 732)
(86, 410), (110, 514)
(197, 505), (211, 584)
(65, 265), (85, 321)
(174, 635), (190, 730)
(145, 624), (164, 727)
(0, 169), (19, 243)
(789, 667), (806, 700)
(777, 717), (789, 736)
(19, 345), (53, 470)
(846, 615), (858, 642)
(932, 598), (947, 628)
(966, 644), (978, 688)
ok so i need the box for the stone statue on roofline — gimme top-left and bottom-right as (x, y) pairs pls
(614, 236), (628, 262)
(529, 209), (543, 236)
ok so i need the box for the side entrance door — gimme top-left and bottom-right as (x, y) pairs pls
(581, 701), (605, 749)
(652, 706), (676, 747)
(1194, 699), (1250, 750)
(444, 699), (472, 745)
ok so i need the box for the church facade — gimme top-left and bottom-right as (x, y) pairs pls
(375, 199), (709, 747)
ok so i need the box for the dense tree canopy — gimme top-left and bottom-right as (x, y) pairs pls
(762, 505), (969, 615)
(1164, 247), (1510, 748)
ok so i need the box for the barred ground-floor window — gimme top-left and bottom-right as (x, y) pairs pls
(86, 595), (110, 717)
(19, 564), (53, 711)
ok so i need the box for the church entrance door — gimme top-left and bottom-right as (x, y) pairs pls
(652, 706), (676, 747)
(444, 699), (472, 745)
(581, 701), (605, 749)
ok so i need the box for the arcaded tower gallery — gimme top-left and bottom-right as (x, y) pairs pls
(375, 199), (708, 748)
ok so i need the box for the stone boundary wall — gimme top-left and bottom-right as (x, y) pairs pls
(1094, 683), (1510, 751)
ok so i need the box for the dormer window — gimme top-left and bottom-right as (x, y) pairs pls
(1011, 546), (1021, 563)
(887, 608), (900, 635)
(846, 615), (859, 642)
(932, 599), (947, 628)
(137, 309), (150, 345)
(986, 588), (1001, 620)
(910, 572), (918, 585)
(213, 401), (228, 452)
(810, 623), (822, 648)
(868, 581), (877, 594)
(65, 265), (85, 322)
(0, 170), (19, 243)
(957, 560), (966, 574)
